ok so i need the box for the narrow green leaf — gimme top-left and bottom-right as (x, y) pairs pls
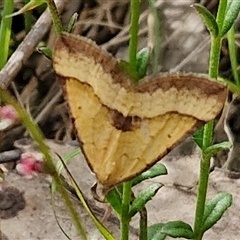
(67, 13), (78, 33)
(54, 147), (81, 174)
(132, 163), (167, 186)
(147, 223), (166, 240)
(129, 183), (162, 217)
(215, 0), (227, 33)
(191, 4), (219, 37)
(106, 187), (122, 215)
(227, 25), (240, 87)
(57, 155), (115, 240)
(37, 46), (52, 59)
(0, 0), (14, 69)
(201, 192), (232, 233)
(220, 78), (240, 96)
(136, 47), (151, 78)
(6, 0), (46, 18)
(221, 0), (240, 36)
(161, 221), (194, 239)
(205, 141), (232, 157)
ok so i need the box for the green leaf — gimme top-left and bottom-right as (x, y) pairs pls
(136, 47), (151, 78)
(106, 187), (122, 215)
(221, 0), (240, 36)
(37, 46), (52, 59)
(132, 163), (167, 186)
(129, 183), (162, 217)
(161, 221), (194, 239)
(227, 26), (240, 87)
(6, 0), (46, 18)
(67, 13), (78, 33)
(55, 147), (81, 174)
(147, 223), (166, 240)
(192, 4), (219, 38)
(192, 126), (204, 149)
(201, 192), (232, 233)
(205, 141), (232, 157)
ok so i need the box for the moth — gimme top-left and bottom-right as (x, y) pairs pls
(53, 32), (227, 192)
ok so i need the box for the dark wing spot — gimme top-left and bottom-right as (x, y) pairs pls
(109, 109), (140, 132)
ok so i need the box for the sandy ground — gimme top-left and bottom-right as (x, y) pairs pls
(1, 140), (240, 240)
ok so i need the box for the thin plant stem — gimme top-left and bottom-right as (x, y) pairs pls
(0, 89), (88, 240)
(120, 1), (141, 239)
(121, 181), (132, 240)
(227, 25), (240, 87)
(46, 0), (62, 34)
(148, 0), (161, 74)
(139, 207), (148, 240)
(193, 123), (214, 238)
(208, 35), (222, 79)
(209, 0), (226, 79)
(0, 0), (14, 69)
(193, 0), (227, 238)
(193, 35), (222, 240)
(193, 155), (211, 240)
(128, 0), (140, 68)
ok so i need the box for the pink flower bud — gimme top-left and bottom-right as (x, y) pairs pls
(0, 105), (19, 121)
(16, 153), (44, 177)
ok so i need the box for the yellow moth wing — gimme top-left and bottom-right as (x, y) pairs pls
(53, 32), (227, 189)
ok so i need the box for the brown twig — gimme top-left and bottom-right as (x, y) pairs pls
(0, 0), (69, 89)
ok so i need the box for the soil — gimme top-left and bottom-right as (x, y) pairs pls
(1, 141), (240, 240)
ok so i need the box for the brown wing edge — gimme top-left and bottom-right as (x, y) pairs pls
(54, 33), (227, 104)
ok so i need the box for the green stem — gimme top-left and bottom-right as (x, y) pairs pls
(121, 181), (132, 240)
(0, 89), (88, 240)
(215, 0), (227, 33)
(227, 25), (240, 87)
(193, 123), (213, 237)
(0, 0), (14, 69)
(193, 0), (227, 238)
(193, 34), (222, 240)
(46, 0), (62, 34)
(148, 0), (161, 74)
(193, 38), (221, 240)
(128, 0), (140, 68)
(209, 0), (226, 79)
(193, 155), (211, 240)
(208, 35), (222, 79)
(120, 1), (140, 238)
(139, 207), (148, 240)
